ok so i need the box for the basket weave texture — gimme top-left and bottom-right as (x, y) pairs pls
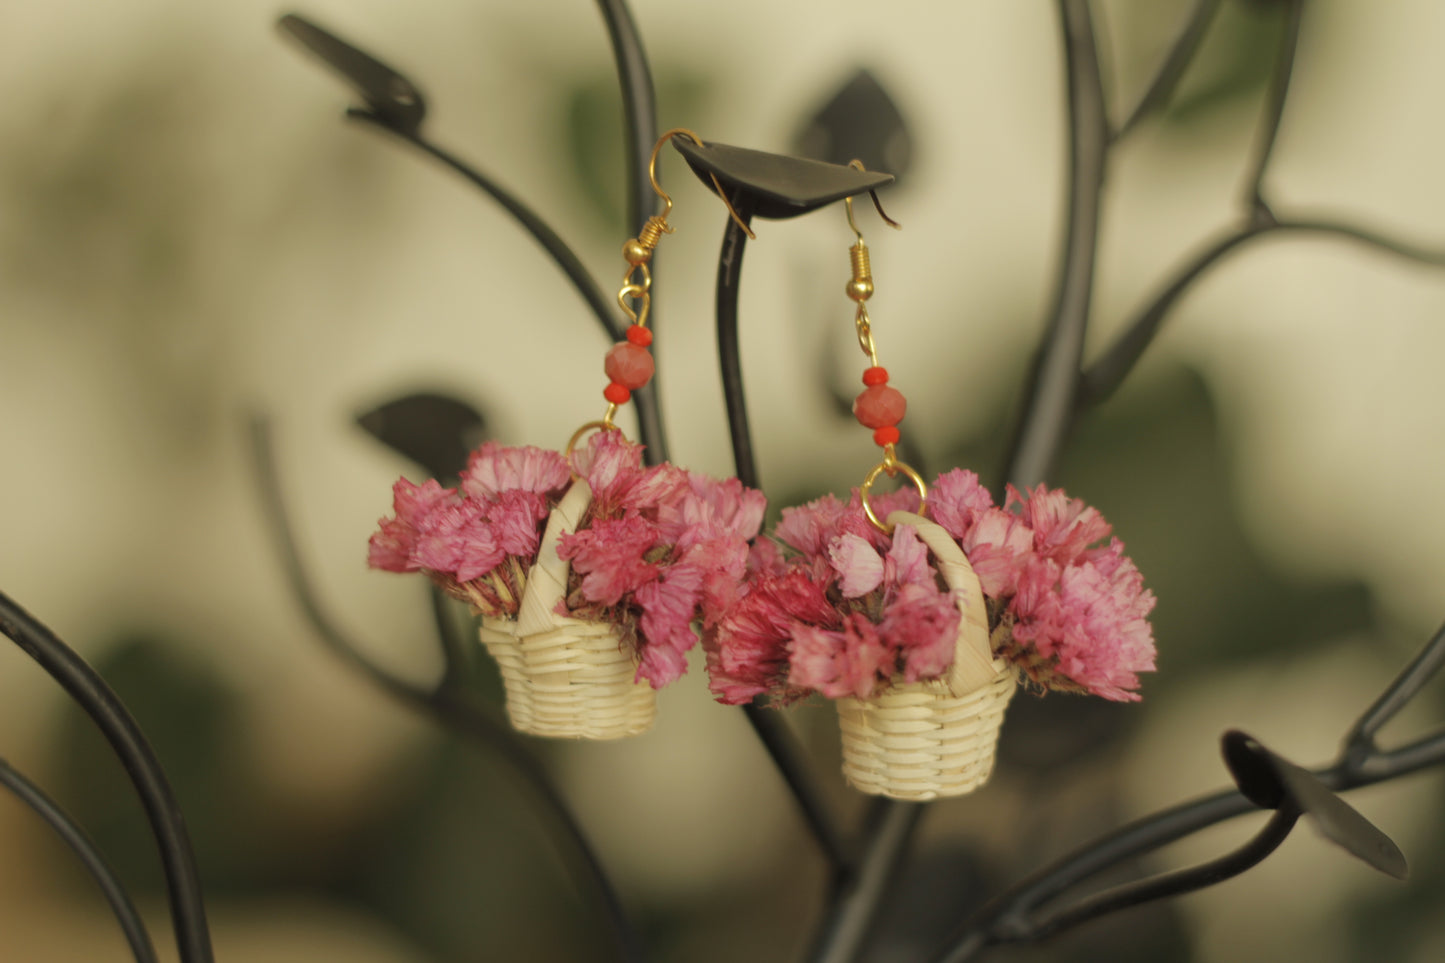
(476, 478), (656, 740)
(836, 511), (1017, 800)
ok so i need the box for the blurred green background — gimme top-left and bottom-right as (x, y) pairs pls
(2, 1), (1444, 960)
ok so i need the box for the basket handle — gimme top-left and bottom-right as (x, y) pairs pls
(887, 511), (1002, 696)
(517, 478), (594, 637)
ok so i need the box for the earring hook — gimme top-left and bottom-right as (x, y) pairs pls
(843, 159), (902, 239)
(649, 128), (756, 239)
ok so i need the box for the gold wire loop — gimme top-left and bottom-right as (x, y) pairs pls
(855, 305), (880, 367)
(860, 453), (928, 533)
(647, 128), (756, 240)
(565, 417), (621, 466)
(844, 159), (903, 231)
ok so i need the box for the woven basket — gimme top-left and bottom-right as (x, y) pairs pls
(477, 479), (656, 740)
(836, 511), (1017, 800)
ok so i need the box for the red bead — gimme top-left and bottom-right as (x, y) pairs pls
(862, 366), (889, 386)
(603, 382), (631, 404)
(873, 426), (900, 447)
(604, 341), (655, 390)
(853, 385), (906, 429)
(626, 325), (654, 346)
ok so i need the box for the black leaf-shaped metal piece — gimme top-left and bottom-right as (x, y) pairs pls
(355, 392), (487, 481)
(1222, 730), (1408, 880)
(278, 13), (427, 135)
(794, 68), (913, 181)
(671, 139), (893, 220)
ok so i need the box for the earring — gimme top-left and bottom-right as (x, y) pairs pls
(708, 169), (1153, 799)
(367, 129), (766, 740)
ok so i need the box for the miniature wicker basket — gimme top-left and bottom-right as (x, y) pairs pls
(477, 479), (656, 740)
(836, 511), (1017, 801)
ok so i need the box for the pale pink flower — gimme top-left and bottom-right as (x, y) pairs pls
(367, 478), (459, 572)
(882, 524), (932, 589)
(413, 497), (505, 583)
(787, 614), (893, 699)
(462, 442), (570, 500)
(557, 513), (661, 606)
(960, 506), (1036, 598)
(929, 469), (994, 541)
(682, 537), (753, 628)
(828, 533), (884, 598)
(880, 582), (962, 682)
(634, 562), (706, 687)
(657, 473), (767, 549)
(704, 570), (836, 704)
(775, 493), (870, 560)
(1009, 484), (1112, 566)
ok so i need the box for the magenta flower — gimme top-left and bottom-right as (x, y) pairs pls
(708, 473), (1156, 705)
(462, 442), (570, 500)
(367, 478), (459, 572)
(371, 431), (766, 690)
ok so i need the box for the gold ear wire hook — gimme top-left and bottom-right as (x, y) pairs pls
(648, 128), (756, 241)
(845, 159), (902, 232)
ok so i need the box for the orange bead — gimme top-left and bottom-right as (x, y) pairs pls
(862, 366), (889, 386)
(604, 382), (631, 405)
(853, 385), (906, 429)
(604, 342), (655, 389)
(626, 325), (654, 346)
(873, 426), (900, 447)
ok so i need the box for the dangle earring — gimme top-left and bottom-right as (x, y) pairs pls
(706, 164), (1157, 796)
(367, 129), (766, 740)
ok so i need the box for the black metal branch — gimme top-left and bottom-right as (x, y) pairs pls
(0, 756), (159, 963)
(594, 0), (657, 240)
(1000, 0), (1110, 491)
(1018, 805), (1298, 947)
(713, 201), (851, 872)
(593, 0), (668, 467)
(930, 615), (1445, 960)
(343, 112), (670, 465)
(0, 593), (214, 963)
(806, 801), (924, 963)
(1241, 0), (1305, 218)
(247, 414), (643, 963)
(1113, 0), (1223, 141)
(345, 112), (620, 342)
(1078, 216), (1445, 405)
(716, 200), (761, 488)
(1341, 619), (1445, 772)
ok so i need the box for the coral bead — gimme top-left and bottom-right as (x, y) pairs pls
(862, 366), (889, 387)
(626, 324), (653, 346)
(604, 382), (631, 405)
(853, 385), (906, 429)
(873, 426), (901, 447)
(604, 341), (655, 390)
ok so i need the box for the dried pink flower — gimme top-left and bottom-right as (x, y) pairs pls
(557, 513), (661, 607)
(787, 615), (894, 699)
(704, 569), (837, 705)
(367, 478), (459, 572)
(960, 506), (1035, 599)
(828, 533), (885, 598)
(1009, 484), (1112, 567)
(928, 469), (994, 542)
(462, 442), (570, 500)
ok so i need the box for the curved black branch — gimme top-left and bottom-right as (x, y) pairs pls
(0, 757), (159, 963)
(714, 203), (849, 872)
(1000, 0), (1109, 490)
(716, 201), (761, 489)
(1113, 0), (1223, 141)
(1019, 805), (1298, 948)
(0, 594), (214, 963)
(932, 614), (1445, 961)
(1242, 0), (1305, 216)
(1343, 619), (1445, 770)
(246, 414), (644, 963)
(594, 0), (657, 239)
(1079, 216), (1445, 405)
(593, 0), (668, 466)
(806, 801), (923, 963)
(347, 111), (620, 342)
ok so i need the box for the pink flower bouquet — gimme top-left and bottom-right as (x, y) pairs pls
(704, 469), (1156, 799)
(369, 430), (765, 739)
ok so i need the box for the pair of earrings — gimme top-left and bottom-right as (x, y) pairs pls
(368, 129), (1156, 804)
